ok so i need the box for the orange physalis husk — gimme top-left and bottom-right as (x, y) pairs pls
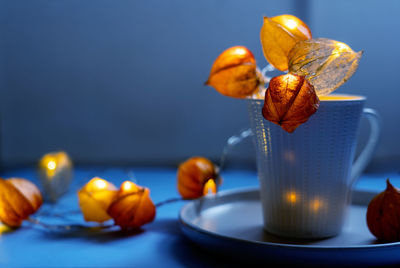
(177, 156), (220, 199)
(78, 177), (118, 223)
(0, 178), (43, 227)
(367, 179), (400, 241)
(288, 38), (363, 96)
(107, 181), (156, 230)
(206, 46), (261, 98)
(260, 14), (312, 71)
(262, 73), (320, 133)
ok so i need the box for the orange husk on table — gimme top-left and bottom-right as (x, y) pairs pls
(107, 181), (156, 230)
(78, 177), (118, 223)
(177, 156), (220, 199)
(367, 179), (400, 242)
(262, 73), (320, 133)
(0, 178), (42, 227)
(260, 14), (312, 71)
(206, 46), (261, 98)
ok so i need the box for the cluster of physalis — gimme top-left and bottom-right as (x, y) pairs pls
(0, 154), (220, 231)
(2, 14), (398, 242)
(0, 177), (156, 230)
(204, 14), (400, 242)
(206, 14), (362, 132)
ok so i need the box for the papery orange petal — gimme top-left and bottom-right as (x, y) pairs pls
(206, 46), (260, 98)
(262, 73), (319, 133)
(260, 15), (311, 71)
(288, 38), (362, 96)
(177, 156), (219, 199)
(8, 178), (42, 211)
(107, 182), (156, 230)
(0, 178), (42, 227)
(77, 177), (118, 223)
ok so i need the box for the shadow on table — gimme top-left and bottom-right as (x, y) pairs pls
(146, 218), (182, 236)
(147, 219), (277, 267)
(166, 232), (282, 268)
(168, 235), (400, 268)
(32, 218), (181, 244)
(32, 225), (146, 243)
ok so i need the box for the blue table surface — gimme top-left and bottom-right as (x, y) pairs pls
(0, 166), (399, 268)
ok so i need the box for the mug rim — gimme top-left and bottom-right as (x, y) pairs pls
(319, 94), (366, 102)
(247, 93), (366, 103)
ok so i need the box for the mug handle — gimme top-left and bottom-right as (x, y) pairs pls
(350, 108), (382, 186)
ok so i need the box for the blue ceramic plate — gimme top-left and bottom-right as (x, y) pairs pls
(179, 188), (400, 266)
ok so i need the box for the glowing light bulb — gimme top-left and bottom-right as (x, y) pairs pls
(285, 19), (298, 30)
(286, 191), (298, 204)
(332, 41), (351, 56)
(310, 198), (324, 212)
(0, 223), (11, 235)
(92, 178), (108, 190)
(233, 47), (247, 56)
(121, 181), (134, 192)
(286, 73), (298, 86)
(203, 179), (217, 196)
(336, 42), (349, 52)
(47, 160), (57, 171)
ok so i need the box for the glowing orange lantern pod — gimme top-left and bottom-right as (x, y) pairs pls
(78, 177), (118, 223)
(38, 151), (73, 202)
(107, 181), (156, 230)
(262, 73), (320, 133)
(0, 178), (42, 227)
(177, 156), (220, 199)
(206, 46), (261, 98)
(260, 14), (312, 71)
(288, 38), (363, 96)
(270, 15), (312, 41)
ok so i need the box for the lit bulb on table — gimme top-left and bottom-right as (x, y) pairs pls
(107, 181), (156, 230)
(203, 179), (217, 196)
(38, 151), (73, 203)
(78, 177), (117, 223)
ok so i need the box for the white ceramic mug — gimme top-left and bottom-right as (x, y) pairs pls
(247, 94), (381, 239)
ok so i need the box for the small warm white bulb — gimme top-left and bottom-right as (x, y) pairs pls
(47, 160), (57, 170)
(285, 19), (298, 30)
(121, 181), (134, 191)
(92, 178), (108, 190)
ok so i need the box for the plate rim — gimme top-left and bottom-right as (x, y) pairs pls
(179, 187), (400, 251)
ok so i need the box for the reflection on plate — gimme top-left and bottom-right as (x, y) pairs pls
(179, 188), (400, 266)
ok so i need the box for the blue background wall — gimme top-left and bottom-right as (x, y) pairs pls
(1, 0), (399, 170)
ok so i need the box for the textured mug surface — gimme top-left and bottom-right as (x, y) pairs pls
(247, 94), (380, 239)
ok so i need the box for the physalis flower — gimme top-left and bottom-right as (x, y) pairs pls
(260, 14), (312, 71)
(78, 177), (118, 223)
(0, 178), (43, 227)
(107, 181), (156, 230)
(288, 38), (363, 96)
(177, 156), (220, 199)
(206, 46), (262, 98)
(262, 73), (320, 133)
